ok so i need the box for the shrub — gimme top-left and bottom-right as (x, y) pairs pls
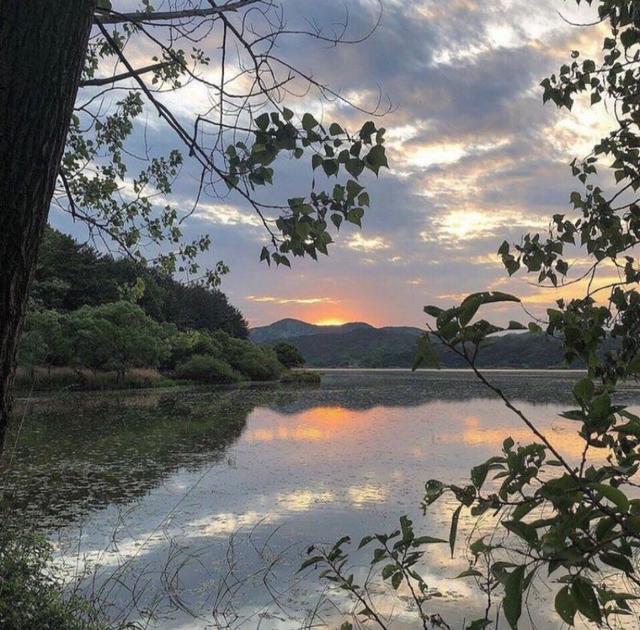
(0, 528), (106, 629)
(227, 344), (283, 381)
(175, 354), (242, 384)
(272, 342), (305, 368)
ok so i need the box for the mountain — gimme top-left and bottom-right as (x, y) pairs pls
(250, 319), (575, 369)
(250, 318), (382, 343)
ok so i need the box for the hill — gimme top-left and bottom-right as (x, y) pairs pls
(250, 318), (381, 342)
(251, 319), (572, 369)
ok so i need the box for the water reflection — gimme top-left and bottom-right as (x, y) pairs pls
(2, 371), (640, 628)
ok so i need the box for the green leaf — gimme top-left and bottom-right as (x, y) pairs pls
(600, 552), (634, 574)
(302, 113), (319, 131)
(299, 556), (324, 572)
(391, 571), (403, 590)
(364, 145), (388, 175)
(382, 564), (396, 579)
(255, 113), (270, 131)
(555, 586), (576, 625)
(590, 483), (630, 513)
(282, 107), (294, 121)
(463, 291), (521, 307)
(572, 578), (602, 623)
(322, 159), (339, 177)
(424, 305), (444, 318)
(329, 123), (344, 136)
(345, 158), (364, 178)
(346, 208), (364, 226)
(503, 566), (525, 629)
(358, 535), (373, 549)
(311, 154), (323, 170)
(449, 505), (462, 558)
(459, 296), (481, 327)
(455, 568), (483, 579)
(471, 463), (489, 489)
(573, 377), (594, 403)
(503, 520), (539, 545)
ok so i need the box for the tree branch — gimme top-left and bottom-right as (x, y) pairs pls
(80, 61), (172, 87)
(95, 0), (260, 25)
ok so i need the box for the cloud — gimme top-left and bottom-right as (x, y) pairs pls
(245, 295), (337, 305)
(194, 202), (262, 227)
(346, 233), (391, 252)
(54, 0), (611, 327)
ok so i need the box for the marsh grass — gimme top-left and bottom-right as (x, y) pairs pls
(13, 367), (176, 392)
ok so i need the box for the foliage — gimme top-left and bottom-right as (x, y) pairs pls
(0, 528), (107, 629)
(175, 354), (242, 384)
(17, 304), (284, 385)
(302, 517), (449, 628)
(313, 1), (640, 626)
(272, 341), (305, 368)
(17, 310), (72, 373)
(163, 328), (224, 370)
(219, 335), (283, 381)
(32, 228), (249, 338)
(69, 301), (167, 378)
(53, 3), (389, 282)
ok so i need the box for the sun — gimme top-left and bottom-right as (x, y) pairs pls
(314, 318), (346, 326)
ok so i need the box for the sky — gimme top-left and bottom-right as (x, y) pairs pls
(54, 0), (613, 328)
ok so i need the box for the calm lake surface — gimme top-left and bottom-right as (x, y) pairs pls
(4, 370), (640, 629)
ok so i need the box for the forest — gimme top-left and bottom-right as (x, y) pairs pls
(16, 228), (303, 388)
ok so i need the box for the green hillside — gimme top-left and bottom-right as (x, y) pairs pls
(251, 319), (578, 369)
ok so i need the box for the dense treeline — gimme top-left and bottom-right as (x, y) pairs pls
(18, 301), (284, 386)
(31, 228), (249, 338)
(17, 229), (289, 386)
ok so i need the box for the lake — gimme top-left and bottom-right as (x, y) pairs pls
(3, 370), (640, 629)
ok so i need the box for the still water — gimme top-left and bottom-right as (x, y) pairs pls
(4, 370), (640, 628)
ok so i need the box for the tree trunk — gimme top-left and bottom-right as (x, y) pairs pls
(0, 1), (95, 453)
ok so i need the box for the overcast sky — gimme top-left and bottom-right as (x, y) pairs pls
(54, 0), (612, 328)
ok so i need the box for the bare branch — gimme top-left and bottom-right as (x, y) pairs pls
(80, 61), (173, 87)
(95, 0), (260, 25)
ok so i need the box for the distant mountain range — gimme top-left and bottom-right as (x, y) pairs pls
(250, 318), (573, 369)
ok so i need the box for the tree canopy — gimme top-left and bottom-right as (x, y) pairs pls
(61, 0), (389, 280)
(32, 227), (249, 338)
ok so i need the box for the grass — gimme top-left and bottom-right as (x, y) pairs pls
(14, 367), (176, 392)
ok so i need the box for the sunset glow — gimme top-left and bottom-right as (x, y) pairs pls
(313, 318), (347, 326)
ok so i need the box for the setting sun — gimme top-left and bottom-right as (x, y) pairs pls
(313, 318), (346, 326)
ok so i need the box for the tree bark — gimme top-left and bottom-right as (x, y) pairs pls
(0, 1), (95, 453)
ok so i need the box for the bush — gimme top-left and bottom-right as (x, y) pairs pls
(272, 342), (305, 368)
(175, 354), (242, 384)
(227, 343), (283, 381)
(163, 328), (223, 370)
(0, 529), (106, 629)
